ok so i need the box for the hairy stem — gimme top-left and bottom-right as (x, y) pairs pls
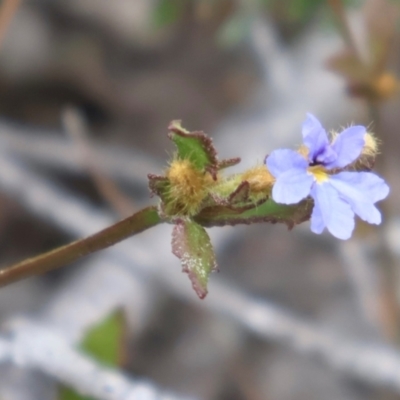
(0, 206), (161, 287)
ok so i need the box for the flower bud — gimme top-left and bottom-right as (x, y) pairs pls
(348, 132), (379, 172)
(372, 73), (400, 101)
(166, 158), (214, 215)
(362, 132), (379, 157)
(241, 165), (275, 201)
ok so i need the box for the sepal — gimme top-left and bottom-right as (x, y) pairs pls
(195, 198), (313, 228)
(148, 174), (170, 201)
(168, 120), (219, 177)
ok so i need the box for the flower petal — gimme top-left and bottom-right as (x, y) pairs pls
(315, 145), (337, 165)
(310, 198), (325, 234)
(266, 149), (308, 177)
(311, 183), (355, 239)
(272, 168), (313, 204)
(327, 126), (365, 169)
(329, 172), (389, 224)
(302, 113), (330, 161)
(332, 171), (389, 202)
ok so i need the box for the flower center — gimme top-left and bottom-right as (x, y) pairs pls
(308, 165), (329, 183)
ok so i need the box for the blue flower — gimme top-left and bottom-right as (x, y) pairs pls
(266, 113), (390, 239)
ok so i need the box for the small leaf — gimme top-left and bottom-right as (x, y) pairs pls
(216, 12), (252, 48)
(153, 0), (184, 28)
(60, 387), (88, 400)
(171, 219), (217, 299)
(168, 120), (218, 177)
(60, 310), (126, 400)
(81, 310), (126, 366)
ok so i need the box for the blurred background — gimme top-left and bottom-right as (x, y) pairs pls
(0, 0), (400, 399)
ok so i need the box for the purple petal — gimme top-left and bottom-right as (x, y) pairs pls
(332, 171), (389, 202)
(266, 149), (308, 178)
(315, 145), (337, 165)
(327, 126), (365, 169)
(302, 113), (330, 161)
(310, 198), (325, 234)
(272, 168), (313, 204)
(329, 172), (389, 224)
(311, 183), (355, 239)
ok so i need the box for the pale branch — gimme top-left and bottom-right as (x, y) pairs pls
(0, 318), (193, 400)
(0, 121), (157, 184)
(204, 280), (400, 392)
(40, 256), (154, 343)
(2, 153), (400, 391)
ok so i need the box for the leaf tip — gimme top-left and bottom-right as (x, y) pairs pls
(171, 219), (217, 299)
(188, 269), (209, 299)
(168, 119), (189, 135)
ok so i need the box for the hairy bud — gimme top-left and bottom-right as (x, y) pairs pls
(166, 159), (214, 215)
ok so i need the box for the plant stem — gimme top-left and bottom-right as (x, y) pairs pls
(0, 206), (162, 287)
(327, 0), (361, 62)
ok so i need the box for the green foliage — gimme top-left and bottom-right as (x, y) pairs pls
(168, 120), (218, 173)
(153, 0), (185, 28)
(172, 219), (218, 299)
(217, 12), (252, 48)
(60, 385), (87, 400)
(259, 0), (362, 38)
(81, 310), (125, 366)
(59, 310), (125, 400)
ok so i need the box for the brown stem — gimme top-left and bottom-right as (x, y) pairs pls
(328, 0), (361, 62)
(0, 206), (161, 287)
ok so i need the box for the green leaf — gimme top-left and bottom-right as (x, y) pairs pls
(287, 0), (324, 20)
(81, 310), (125, 366)
(60, 387), (88, 400)
(153, 0), (184, 28)
(59, 310), (126, 400)
(172, 219), (218, 299)
(216, 12), (252, 48)
(168, 120), (218, 176)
